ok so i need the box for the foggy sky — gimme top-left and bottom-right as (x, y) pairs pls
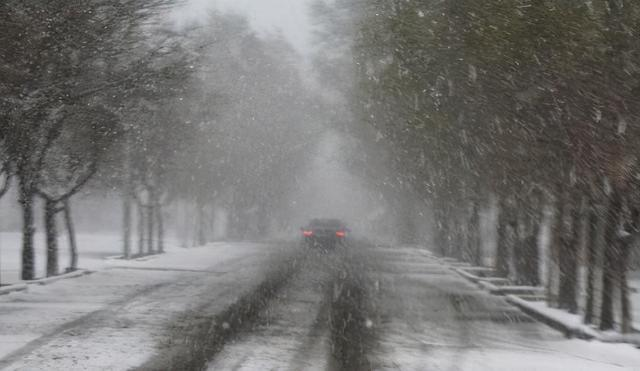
(179, 0), (315, 54)
(172, 0), (398, 240)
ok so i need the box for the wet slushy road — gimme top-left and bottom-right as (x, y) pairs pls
(140, 243), (640, 371)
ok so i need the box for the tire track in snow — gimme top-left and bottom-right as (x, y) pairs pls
(137, 250), (304, 371)
(287, 295), (331, 370)
(205, 251), (334, 370)
(202, 245), (381, 371)
(326, 247), (380, 371)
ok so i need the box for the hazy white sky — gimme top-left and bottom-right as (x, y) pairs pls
(179, 0), (316, 54)
(290, 131), (387, 236)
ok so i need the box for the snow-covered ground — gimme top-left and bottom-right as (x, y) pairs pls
(507, 270), (640, 337)
(371, 246), (640, 371)
(1, 240), (638, 370)
(206, 252), (334, 370)
(0, 232), (126, 284)
(0, 240), (292, 370)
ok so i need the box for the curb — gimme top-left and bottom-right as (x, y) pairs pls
(0, 269), (93, 295)
(452, 267), (542, 296)
(0, 283), (28, 296)
(451, 265), (588, 338)
(105, 252), (165, 262)
(27, 269), (93, 285)
(505, 294), (597, 340)
(105, 255), (124, 260)
(450, 262), (640, 345)
(452, 265), (594, 339)
(452, 267), (483, 284)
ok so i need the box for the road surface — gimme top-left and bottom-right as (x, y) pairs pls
(2, 242), (639, 370)
(143, 243), (640, 371)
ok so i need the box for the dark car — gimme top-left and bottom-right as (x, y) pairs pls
(301, 218), (349, 249)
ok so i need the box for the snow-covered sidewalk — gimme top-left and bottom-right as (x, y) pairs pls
(0, 232), (123, 285)
(506, 295), (640, 346)
(373, 246), (640, 371)
(445, 257), (640, 349)
(0, 241), (293, 370)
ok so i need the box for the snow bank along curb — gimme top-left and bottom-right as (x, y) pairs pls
(0, 283), (28, 295)
(506, 294), (597, 340)
(28, 269), (93, 285)
(451, 267), (541, 296)
(506, 295), (640, 346)
(1, 250), (165, 295)
(0, 269), (92, 295)
(445, 258), (640, 346)
(452, 263), (594, 340)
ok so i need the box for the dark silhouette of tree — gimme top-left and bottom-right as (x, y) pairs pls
(319, 0), (640, 331)
(0, 0), (174, 279)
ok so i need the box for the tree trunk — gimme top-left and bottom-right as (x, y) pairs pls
(440, 224), (449, 257)
(19, 177), (35, 280)
(619, 245), (632, 333)
(495, 196), (510, 277)
(460, 203), (471, 263)
(451, 215), (463, 260)
(63, 200), (78, 271)
(122, 132), (132, 259)
(618, 205), (637, 333)
(197, 202), (206, 246)
(44, 198), (59, 277)
(156, 203), (164, 253)
(600, 189), (622, 331)
(468, 200), (482, 266)
(520, 189), (543, 286)
(178, 200), (189, 248)
(512, 200), (527, 283)
(137, 202), (145, 256)
(558, 193), (581, 313)
(583, 198), (600, 324)
(122, 191), (132, 259)
(256, 203), (269, 238)
(437, 209), (450, 256)
(147, 204), (154, 254)
(547, 184), (567, 307)
(520, 217), (540, 286)
(0, 173), (10, 201)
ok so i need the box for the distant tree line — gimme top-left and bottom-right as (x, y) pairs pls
(316, 0), (640, 332)
(168, 15), (325, 246)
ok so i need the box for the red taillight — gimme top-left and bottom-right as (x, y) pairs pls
(303, 230), (313, 237)
(336, 230), (346, 238)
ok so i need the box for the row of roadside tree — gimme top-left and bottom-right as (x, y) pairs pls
(313, 0), (640, 333)
(0, 1), (323, 282)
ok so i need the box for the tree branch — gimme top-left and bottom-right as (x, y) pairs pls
(55, 161), (99, 203)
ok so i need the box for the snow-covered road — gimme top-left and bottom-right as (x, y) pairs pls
(205, 250), (336, 370)
(154, 243), (640, 370)
(0, 242), (296, 370)
(1, 242), (639, 370)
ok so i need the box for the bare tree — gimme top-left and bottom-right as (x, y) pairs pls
(36, 107), (119, 276)
(0, 0), (176, 279)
